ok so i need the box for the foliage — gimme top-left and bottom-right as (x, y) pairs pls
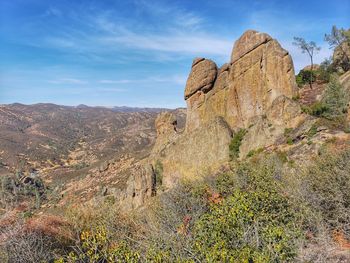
(293, 37), (321, 88)
(301, 102), (329, 117)
(229, 129), (247, 160)
(56, 226), (140, 263)
(302, 149), (350, 238)
(296, 69), (316, 87)
(246, 147), (264, 158)
(316, 57), (336, 82)
(325, 25), (350, 71)
(56, 203), (141, 262)
(284, 128), (294, 145)
(307, 124), (318, 138)
(0, 173), (46, 209)
(0, 222), (61, 263)
(12, 148), (350, 263)
(321, 74), (349, 120)
(194, 157), (301, 262)
(154, 160), (163, 187)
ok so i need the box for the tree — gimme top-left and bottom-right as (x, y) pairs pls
(293, 37), (321, 89)
(325, 26), (350, 71)
(321, 74), (348, 120)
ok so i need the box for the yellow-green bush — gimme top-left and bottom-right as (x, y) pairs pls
(194, 157), (301, 262)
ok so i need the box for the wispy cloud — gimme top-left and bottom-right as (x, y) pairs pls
(99, 75), (187, 86)
(43, 7), (62, 17)
(48, 78), (88, 85)
(35, 2), (232, 63)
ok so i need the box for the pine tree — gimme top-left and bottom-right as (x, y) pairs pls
(321, 74), (348, 119)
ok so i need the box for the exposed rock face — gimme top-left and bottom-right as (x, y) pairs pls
(185, 30), (298, 132)
(239, 96), (305, 158)
(120, 164), (155, 210)
(148, 30), (301, 195)
(333, 41), (350, 72)
(155, 112), (177, 136)
(152, 117), (232, 187)
(340, 71), (350, 92)
(340, 71), (350, 125)
(184, 58), (217, 99)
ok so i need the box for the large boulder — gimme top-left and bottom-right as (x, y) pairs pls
(184, 58), (217, 99)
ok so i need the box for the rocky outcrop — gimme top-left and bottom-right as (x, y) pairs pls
(333, 41), (350, 72)
(239, 96), (305, 157)
(144, 30), (301, 202)
(184, 58), (218, 99)
(185, 30), (298, 132)
(119, 164), (155, 210)
(152, 117), (232, 187)
(340, 71), (350, 125)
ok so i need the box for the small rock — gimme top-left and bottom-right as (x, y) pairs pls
(317, 126), (328, 132)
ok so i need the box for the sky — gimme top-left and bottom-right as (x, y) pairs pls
(0, 0), (349, 108)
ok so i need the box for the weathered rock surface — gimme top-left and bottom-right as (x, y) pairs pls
(152, 117), (232, 187)
(120, 164), (155, 210)
(239, 96), (306, 158)
(333, 41), (350, 72)
(340, 71), (350, 125)
(340, 70), (350, 92)
(185, 30), (298, 132)
(145, 30), (301, 203)
(184, 58), (217, 99)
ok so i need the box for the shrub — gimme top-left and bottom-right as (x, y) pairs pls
(194, 189), (300, 262)
(301, 102), (329, 116)
(246, 147), (264, 158)
(0, 222), (60, 263)
(154, 160), (163, 187)
(56, 226), (140, 263)
(321, 74), (349, 120)
(229, 129), (247, 160)
(307, 124), (318, 138)
(316, 58), (336, 82)
(141, 180), (210, 261)
(302, 149), (350, 238)
(296, 70), (316, 87)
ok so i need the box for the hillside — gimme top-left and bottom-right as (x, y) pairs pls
(0, 29), (349, 262)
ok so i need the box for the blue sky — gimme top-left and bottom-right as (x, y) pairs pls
(0, 0), (349, 108)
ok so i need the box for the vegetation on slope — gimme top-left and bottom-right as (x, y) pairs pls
(1, 146), (349, 262)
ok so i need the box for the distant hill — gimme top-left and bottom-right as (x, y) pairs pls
(0, 103), (185, 176)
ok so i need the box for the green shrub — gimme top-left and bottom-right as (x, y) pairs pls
(307, 124), (318, 138)
(194, 169), (301, 262)
(301, 102), (329, 116)
(154, 160), (163, 187)
(55, 226), (140, 263)
(246, 147), (264, 158)
(321, 74), (349, 120)
(316, 58), (336, 82)
(296, 70), (316, 87)
(229, 129), (247, 160)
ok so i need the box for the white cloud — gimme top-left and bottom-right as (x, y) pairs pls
(48, 78), (88, 85)
(99, 74), (187, 86)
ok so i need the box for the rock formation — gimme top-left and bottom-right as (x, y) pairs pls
(105, 30), (312, 209)
(149, 30), (302, 189)
(185, 30), (298, 132)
